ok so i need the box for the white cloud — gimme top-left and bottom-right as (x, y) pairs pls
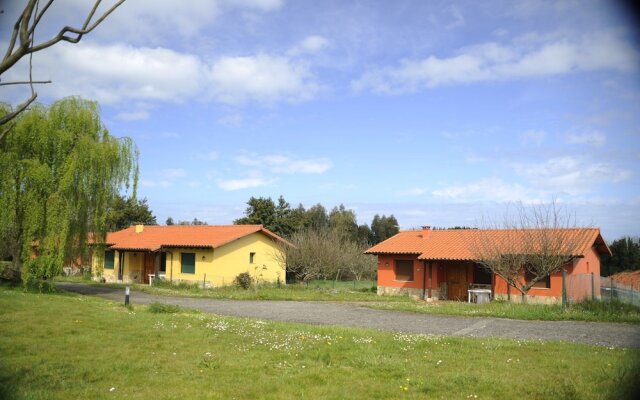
(52, 0), (283, 45)
(514, 156), (631, 195)
(521, 129), (546, 146)
(353, 30), (639, 94)
(432, 178), (537, 203)
(289, 35), (330, 55)
(217, 177), (275, 191)
(162, 168), (187, 179)
(567, 131), (606, 147)
(4, 41), (321, 107)
(208, 54), (320, 104)
(2, 42), (205, 105)
(235, 153), (332, 174)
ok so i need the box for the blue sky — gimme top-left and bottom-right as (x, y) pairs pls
(2, 0), (640, 239)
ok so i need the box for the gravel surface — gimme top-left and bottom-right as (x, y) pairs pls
(56, 282), (640, 349)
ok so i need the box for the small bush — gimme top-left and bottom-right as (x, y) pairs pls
(147, 302), (182, 314)
(234, 272), (252, 290)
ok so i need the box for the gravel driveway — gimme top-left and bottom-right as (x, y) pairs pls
(56, 282), (640, 349)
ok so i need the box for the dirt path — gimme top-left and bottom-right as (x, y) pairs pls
(56, 282), (640, 349)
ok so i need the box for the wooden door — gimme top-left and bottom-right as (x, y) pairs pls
(143, 252), (155, 283)
(447, 263), (468, 300)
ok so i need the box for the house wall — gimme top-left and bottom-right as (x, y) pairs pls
(92, 233), (286, 287)
(566, 246), (601, 301)
(493, 250), (601, 304)
(167, 233), (285, 287)
(376, 254), (434, 298)
(92, 250), (145, 283)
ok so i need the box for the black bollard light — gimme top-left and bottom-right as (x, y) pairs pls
(125, 285), (130, 306)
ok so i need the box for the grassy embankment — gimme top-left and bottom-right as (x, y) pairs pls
(366, 299), (640, 324)
(0, 283), (638, 399)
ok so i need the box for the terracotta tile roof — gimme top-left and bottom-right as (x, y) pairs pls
(365, 228), (611, 260)
(104, 225), (292, 252)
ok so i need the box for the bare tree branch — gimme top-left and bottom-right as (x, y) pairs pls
(0, 80), (52, 86)
(0, 92), (37, 127)
(0, 0), (126, 127)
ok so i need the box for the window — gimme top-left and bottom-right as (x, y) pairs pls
(181, 252), (195, 274)
(104, 250), (115, 269)
(160, 252), (167, 273)
(525, 269), (551, 288)
(394, 260), (414, 281)
(249, 252), (256, 264)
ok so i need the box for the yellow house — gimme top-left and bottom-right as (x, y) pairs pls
(92, 224), (291, 287)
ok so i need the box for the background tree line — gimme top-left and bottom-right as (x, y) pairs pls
(233, 195), (399, 245)
(234, 196), (400, 283)
(601, 237), (640, 276)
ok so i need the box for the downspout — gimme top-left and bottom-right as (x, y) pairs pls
(422, 260), (427, 300)
(427, 261), (432, 299)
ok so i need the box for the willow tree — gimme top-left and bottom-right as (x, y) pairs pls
(0, 97), (138, 287)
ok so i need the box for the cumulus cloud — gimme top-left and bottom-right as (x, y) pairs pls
(432, 178), (537, 203)
(352, 30), (639, 93)
(217, 176), (275, 191)
(47, 0), (283, 45)
(566, 131), (606, 147)
(289, 35), (330, 55)
(235, 153), (332, 174)
(514, 156), (631, 195)
(208, 54), (321, 104)
(4, 42), (321, 107)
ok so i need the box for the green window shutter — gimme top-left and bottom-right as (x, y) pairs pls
(104, 250), (115, 269)
(181, 253), (195, 274)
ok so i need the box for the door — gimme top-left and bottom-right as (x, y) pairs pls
(447, 263), (469, 300)
(143, 252), (155, 284)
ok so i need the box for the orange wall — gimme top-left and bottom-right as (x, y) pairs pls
(377, 254), (426, 289)
(493, 247), (602, 299)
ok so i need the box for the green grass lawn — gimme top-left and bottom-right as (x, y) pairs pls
(0, 284), (638, 399)
(55, 276), (410, 302)
(365, 298), (640, 324)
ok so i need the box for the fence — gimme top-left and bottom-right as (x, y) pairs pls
(565, 272), (599, 303)
(600, 276), (640, 306)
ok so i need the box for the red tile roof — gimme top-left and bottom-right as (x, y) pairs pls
(365, 228), (611, 260)
(104, 225), (292, 251)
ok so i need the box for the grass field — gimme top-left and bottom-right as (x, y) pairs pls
(55, 276), (408, 302)
(366, 298), (640, 324)
(1, 284), (639, 399)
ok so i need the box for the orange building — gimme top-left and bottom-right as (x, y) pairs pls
(365, 226), (611, 304)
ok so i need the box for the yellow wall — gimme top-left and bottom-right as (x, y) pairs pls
(93, 233), (285, 286)
(92, 249), (144, 283)
(168, 233), (285, 287)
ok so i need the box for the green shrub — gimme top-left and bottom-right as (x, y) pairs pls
(147, 302), (182, 314)
(234, 272), (252, 290)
